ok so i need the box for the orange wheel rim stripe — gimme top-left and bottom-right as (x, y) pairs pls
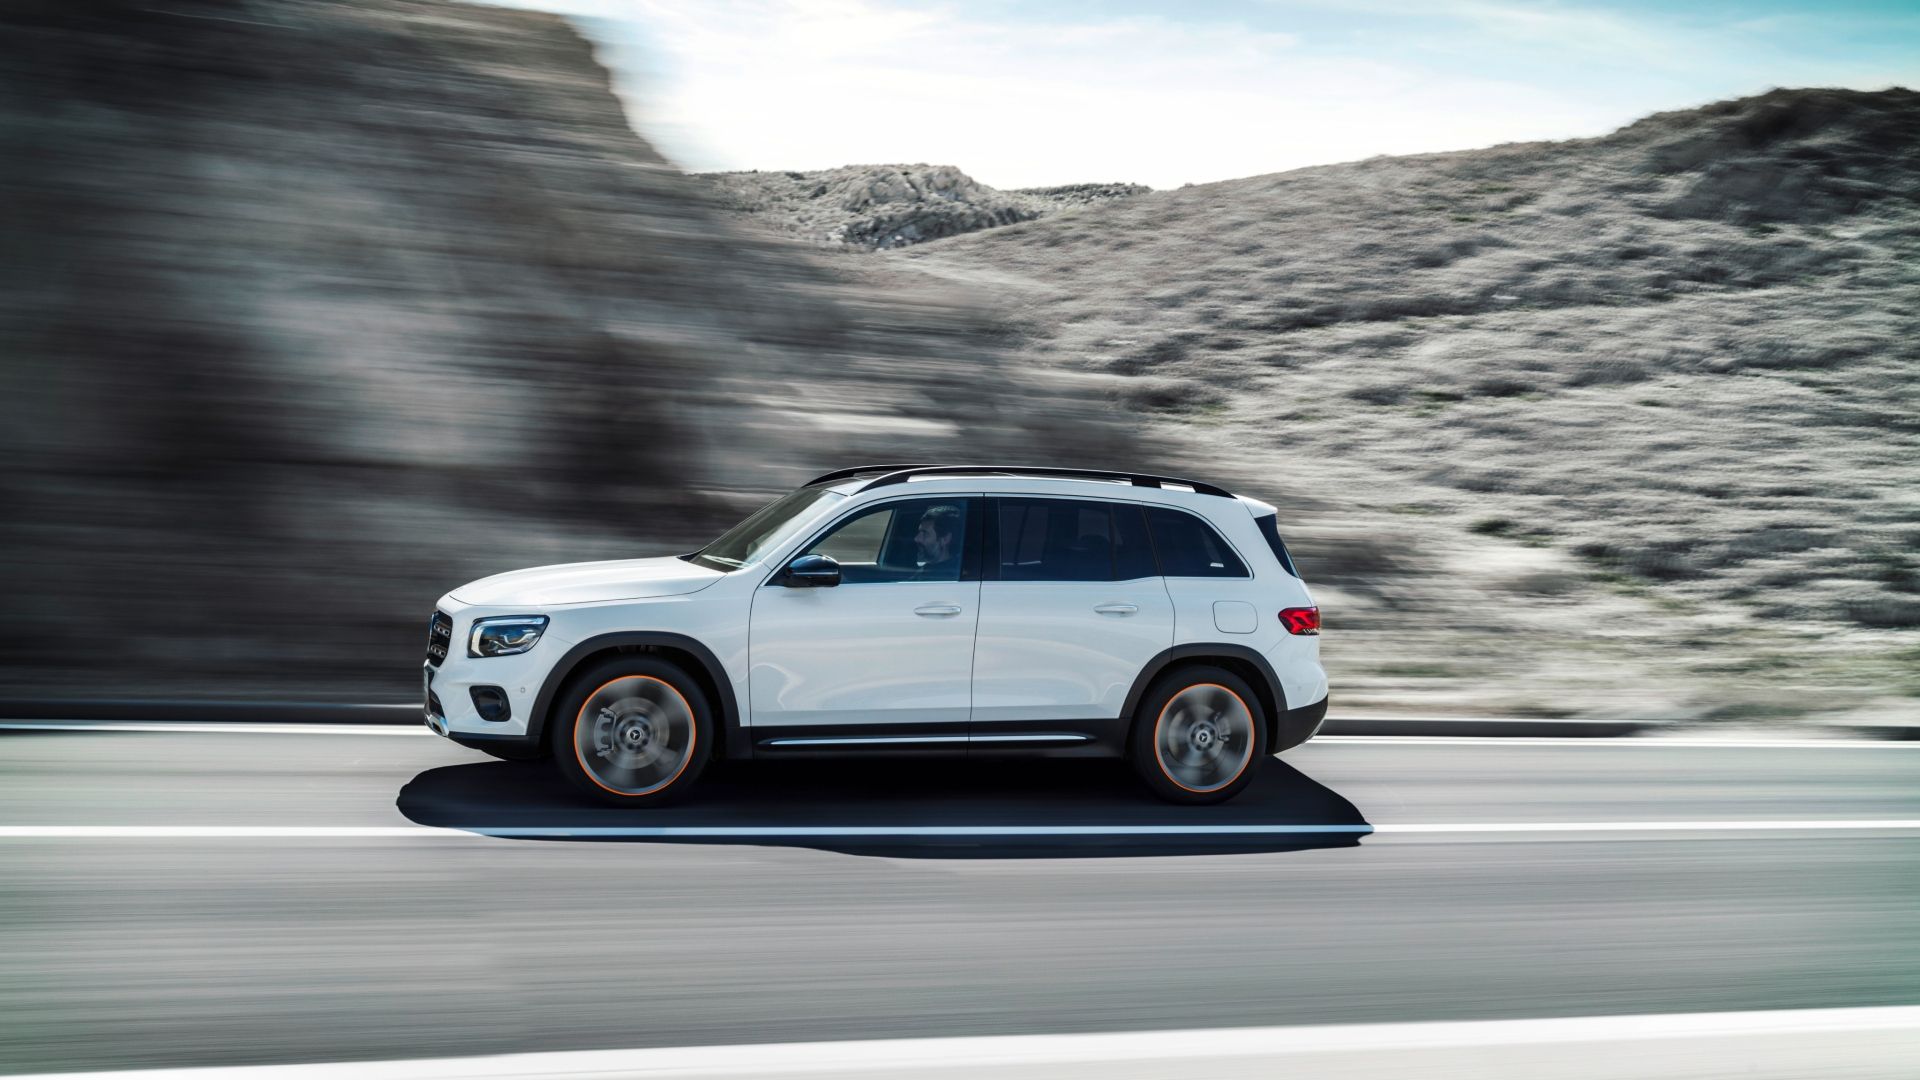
(1153, 682), (1255, 794)
(573, 675), (698, 797)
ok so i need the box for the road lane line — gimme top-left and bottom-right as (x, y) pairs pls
(0, 826), (463, 838)
(1312, 735), (1920, 748)
(0, 721), (432, 735)
(3, 821), (1920, 840)
(13, 1004), (1920, 1079)
(1375, 820), (1920, 833)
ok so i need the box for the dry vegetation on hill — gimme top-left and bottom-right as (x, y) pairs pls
(901, 88), (1920, 723)
(701, 164), (1147, 249)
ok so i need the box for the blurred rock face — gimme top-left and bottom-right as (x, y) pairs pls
(0, 0), (1125, 697)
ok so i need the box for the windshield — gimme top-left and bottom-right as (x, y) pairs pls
(684, 486), (845, 572)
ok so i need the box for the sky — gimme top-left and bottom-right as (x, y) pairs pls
(499, 0), (1920, 189)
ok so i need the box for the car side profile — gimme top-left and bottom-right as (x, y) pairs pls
(423, 465), (1328, 805)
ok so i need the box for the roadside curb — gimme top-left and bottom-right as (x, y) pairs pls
(0, 701), (1673, 737)
(1818, 719), (1920, 741)
(1320, 716), (1658, 738)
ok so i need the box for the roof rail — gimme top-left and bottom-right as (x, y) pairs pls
(852, 464), (1235, 499)
(805, 464), (946, 487)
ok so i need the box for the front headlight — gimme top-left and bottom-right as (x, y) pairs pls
(467, 615), (549, 658)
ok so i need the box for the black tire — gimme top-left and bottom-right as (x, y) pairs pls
(549, 655), (714, 807)
(1129, 664), (1267, 805)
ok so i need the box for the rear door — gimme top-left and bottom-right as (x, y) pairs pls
(970, 498), (1173, 746)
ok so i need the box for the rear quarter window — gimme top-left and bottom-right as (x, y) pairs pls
(1145, 507), (1249, 578)
(1254, 514), (1301, 578)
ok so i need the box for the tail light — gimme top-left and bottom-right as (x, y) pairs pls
(1279, 606), (1320, 635)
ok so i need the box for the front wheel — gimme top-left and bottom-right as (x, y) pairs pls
(549, 656), (714, 807)
(1130, 665), (1266, 805)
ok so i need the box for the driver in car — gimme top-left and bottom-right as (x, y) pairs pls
(910, 503), (962, 580)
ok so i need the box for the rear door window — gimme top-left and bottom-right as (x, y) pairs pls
(1145, 507), (1249, 578)
(993, 498), (1115, 582)
(1112, 503), (1159, 580)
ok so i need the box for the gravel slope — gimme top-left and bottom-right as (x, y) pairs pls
(900, 88), (1920, 722)
(700, 164), (1147, 249)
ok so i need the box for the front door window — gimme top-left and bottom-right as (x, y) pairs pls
(803, 498), (971, 584)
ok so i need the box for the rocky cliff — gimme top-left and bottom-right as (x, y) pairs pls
(0, 0), (1125, 698)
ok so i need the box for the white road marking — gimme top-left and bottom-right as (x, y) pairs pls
(1343, 714), (1627, 721)
(12, 1005), (1920, 1080)
(2, 820), (1919, 840)
(1375, 820), (1920, 833)
(1312, 735), (1920, 748)
(0, 826), (451, 838)
(0, 721), (431, 735)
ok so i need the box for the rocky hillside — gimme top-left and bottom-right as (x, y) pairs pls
(903, 88), (1920, 723)
(0, 0), (1126, 698)
(700, 164), (1147, 249)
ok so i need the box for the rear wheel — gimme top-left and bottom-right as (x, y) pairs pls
(549, 655), (714, 807)
(1130, 665), (1266, 804)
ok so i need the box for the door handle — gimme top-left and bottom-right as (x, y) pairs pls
(914, 603), (963, 617)
(1094, 602), (1140, 616)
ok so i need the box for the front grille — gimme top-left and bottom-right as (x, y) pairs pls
(426, 611), (453, 667)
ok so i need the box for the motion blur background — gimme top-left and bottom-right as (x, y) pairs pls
(2, 0), (1916, 725)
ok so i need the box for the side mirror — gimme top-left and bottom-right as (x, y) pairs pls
(782, 553), (841, 588)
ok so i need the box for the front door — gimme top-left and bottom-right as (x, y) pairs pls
(748, 496), (981, 743)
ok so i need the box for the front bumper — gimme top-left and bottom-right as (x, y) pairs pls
(424, 660), (551, 759)
(444, 727), (548, 759)
(421, 616), (561, 740)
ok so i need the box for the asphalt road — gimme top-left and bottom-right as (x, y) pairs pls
(1, 724), (1917, 1074)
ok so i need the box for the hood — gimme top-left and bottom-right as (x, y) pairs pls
(449, 556), (723, 607)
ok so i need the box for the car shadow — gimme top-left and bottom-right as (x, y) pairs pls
(396, 754), (1370, 858)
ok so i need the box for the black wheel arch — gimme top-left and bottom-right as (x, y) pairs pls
(532, 632), (748, 760)
(1121, 643), (1290, 751)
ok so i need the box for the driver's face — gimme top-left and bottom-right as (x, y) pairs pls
(915, 517), (952, 562)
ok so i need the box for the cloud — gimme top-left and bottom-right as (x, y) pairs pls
(491, 0), (1918, 188)
(509, 0), (1616, 187)
(1441, 1), (1695, 68)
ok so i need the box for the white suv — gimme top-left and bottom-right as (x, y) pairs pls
(424, 465), (1327, 806)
